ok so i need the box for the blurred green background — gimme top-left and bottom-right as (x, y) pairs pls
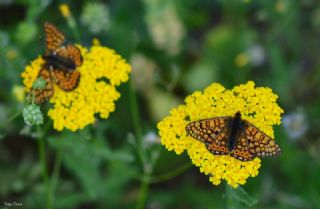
(1, 0), (320, 208)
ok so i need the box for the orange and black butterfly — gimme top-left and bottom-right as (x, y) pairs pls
(185, 112), (281, 161)
(33, 22), (82, 104)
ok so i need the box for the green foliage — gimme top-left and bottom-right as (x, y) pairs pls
(15, 21), (38, 45)
(49, 130), (135, 208)
(226, 185), (257, 209)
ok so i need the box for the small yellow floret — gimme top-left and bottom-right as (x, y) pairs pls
(93, 38), (101, 46)
(59, 4), (71, 18)
(235, 53), (249, 67)
(6, 49), (18, 60)
(12, 85), (25, 102)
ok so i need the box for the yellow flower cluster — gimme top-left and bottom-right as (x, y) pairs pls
(59, 4), (71, 18)
(157, 81), (283, 188)
(12, 85), (25, 102)
(21, 44), (131, 131)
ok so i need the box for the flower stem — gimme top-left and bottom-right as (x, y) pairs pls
(129, 79), (145, 164)
(67, 17), (81, 43)
(226, 183), (235, 209)
(129, 80), (143, 142)
(8, 112), (21, 122)
(129, 79), (150, 209)
(149, 162), (192, 183)
(135, 174), (150, 209)
(50, 150), (63, 208)
(37, 126), (52, 209)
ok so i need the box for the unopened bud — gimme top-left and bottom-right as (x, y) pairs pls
(32, 77), (46, 90)
(22, 104), (43, 126)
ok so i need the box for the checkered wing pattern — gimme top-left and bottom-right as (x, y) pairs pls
(186, 117), (232, 155)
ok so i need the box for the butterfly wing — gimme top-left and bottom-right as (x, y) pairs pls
(44, 22), (65, 53)
(52, 69), (80, 91)
(205, 127), (231, 155)
(229, 127), (255, 161)
(34, 67), (54, 104)
(242, 120), (281, 158)
(54, 45), (83, 67)
(186, 117), (232, 155)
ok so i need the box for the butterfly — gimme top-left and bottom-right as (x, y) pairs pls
(33, 22), (82, 104)
(185, 112), (281, 161)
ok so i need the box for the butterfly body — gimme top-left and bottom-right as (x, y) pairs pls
(227, 112), (242, 151)
(185, 112), (281, 161)
(42, 54), (76, 71)
(33, 22), (82, 104)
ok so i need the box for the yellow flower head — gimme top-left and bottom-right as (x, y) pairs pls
(21, 44), (131, 131)
(6, 49), (18, 60)
(59, 4), (71, 18)
(235, 53), (249, 67)
(12, 85), (25, 102)
(157, 81), (283, 188)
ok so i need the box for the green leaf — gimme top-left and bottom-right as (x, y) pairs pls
(225, 184), (257, 209)
(54, 192), (89, 209)
(48, 131), (135, 200)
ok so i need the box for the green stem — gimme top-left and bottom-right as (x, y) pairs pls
(149, 163), (192, 183)
(37, 126), (52, 209)
(226, 183), (234, 209)
(135, 174), (150, 209)
(129, 79), (145, 164)
(129, 79), (150, 209)
(67, 17), (81, 43)
(129, 79), (143, 143)
(8, 112), (21, 122)
(50, 150), (63, 208)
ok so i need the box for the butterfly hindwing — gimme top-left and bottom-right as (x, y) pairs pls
(44, 22), (65, 53)
(34, 67), (54, 104)
(242, 120), (281, 158)
(205, 127), (231, 155)
(54, 45), (83, 67)
(229, 127), (255, 161)
(186, 117), (232, 155)
(52, 69), (80, 91)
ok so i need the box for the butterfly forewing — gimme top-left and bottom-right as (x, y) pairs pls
(186, 117), (232, 155)
(44, 22), (65, 52)
(34, 67), (54, 104)
(242, 121), (281, 158)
